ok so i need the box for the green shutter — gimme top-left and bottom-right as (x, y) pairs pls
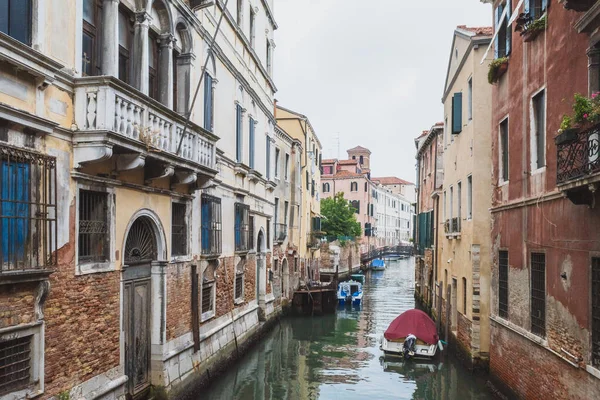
(452, 93), (463, 134)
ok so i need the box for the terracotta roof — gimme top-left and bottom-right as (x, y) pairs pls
(373, 177), (415, 186)
(334, 170), (365, 178)
(321, 158), (336, 164)
(347, 146), (371, 154)
(338, 159), (358, 165)
(457, 25), (493, 36)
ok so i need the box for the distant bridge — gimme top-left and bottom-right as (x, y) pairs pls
(360, 245), (414, 264)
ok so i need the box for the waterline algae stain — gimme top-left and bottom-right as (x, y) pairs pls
(203, 258), (493, 399)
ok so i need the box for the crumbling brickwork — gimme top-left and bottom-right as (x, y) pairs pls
(166, 262), (192, 341)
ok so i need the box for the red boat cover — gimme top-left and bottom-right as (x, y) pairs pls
(384, 309), (438, 344)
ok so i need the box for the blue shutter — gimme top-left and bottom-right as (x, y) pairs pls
(541, 0), (548, 11)
(494, 6), (499, 59)
(524, 0), (530, 15)
(249, 118), (255, 169)
(506, 0), (512, 56)
(204, 73), (213, 131)
(452, 93), (463, 134)
(201, 200), (210, 251)
(234, 207), (241, 249)
(236, 105), (242, 162)
(1, 161), (29, 263)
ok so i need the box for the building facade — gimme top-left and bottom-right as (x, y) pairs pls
(483, 0), (600, 398)
(438, 25), (493, 369)
(372, 177), (415, 244)
(414, 123), (444, 309)
(0, 0), (299, 399)
(275, 105), (322, 282)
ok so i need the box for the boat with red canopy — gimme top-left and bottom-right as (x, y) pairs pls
(380, 309), (443, 359)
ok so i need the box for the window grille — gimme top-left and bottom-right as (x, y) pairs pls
(201, 195), (222, 255)
(500, 119), (509, 181)
(592, 258), (600, 366)
(0, 335), (32, 396)
(531, 253), (546, 337)
(235, 273), (244, 300)
(78, 190), (109, 263)
(201, 281), (214, 315)
(234, 203), (250, 252)
(171, 202), (187, 256)
(499, 250), (509, 318)
(0, 145), (57, 272)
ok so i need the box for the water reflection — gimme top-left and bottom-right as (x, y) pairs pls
(203, 258), (493, 400)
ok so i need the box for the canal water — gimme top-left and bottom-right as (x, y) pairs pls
(203, 257), (494, 400)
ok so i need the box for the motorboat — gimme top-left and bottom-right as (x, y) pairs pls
(380, 309), (443, 360)
(337, 280), (363, 305)
(350, 273), (365, 284)
(371, 258), (385, 271)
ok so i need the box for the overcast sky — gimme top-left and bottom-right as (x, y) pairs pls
(273, 0), (492, 183)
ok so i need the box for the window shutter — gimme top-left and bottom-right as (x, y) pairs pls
(524, 0), (530, 15)
(248, 118), (255, 169)
(494, 6), (499, 59)
(541, 0), (548, 11)
(266, 138), (271, 179)
(236, 105), (242, 162)
(452, 93), (463, 134)
(506, 0), (512, 56)
(204, 74), (213, 131)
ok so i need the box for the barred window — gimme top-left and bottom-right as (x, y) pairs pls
(0, 335), (32, 396)
(499, 250), (509, 318)
(531, 253), (546, 337)
(201, 195), (222, 255)
(171, 202), (187, 256)
(201, 281), (214, 316)
(78, 190), (109, 263)
(1, 145), (57, 272)
(234, 203), (249, 252)
(235, 273), (244, 301)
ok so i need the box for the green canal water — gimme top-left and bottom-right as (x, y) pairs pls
(203, 257), (494, 400)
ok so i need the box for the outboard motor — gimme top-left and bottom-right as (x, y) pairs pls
(403, 334), (417, 360)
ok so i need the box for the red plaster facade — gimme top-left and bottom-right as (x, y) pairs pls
(488, 1), (600, 397)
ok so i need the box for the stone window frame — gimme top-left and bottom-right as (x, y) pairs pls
(234, 257), (245, 304)
(200, 261), (217, 322)
(529, 86), (547, 174)
(170, 198), (192, 263)
(75, 182), (116, 275)
(0, 322), (44, 399)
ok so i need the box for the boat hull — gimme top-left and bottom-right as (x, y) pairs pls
(380, 337), (437, 359)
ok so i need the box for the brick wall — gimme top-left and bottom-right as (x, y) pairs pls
(244, 254), (256, 304)
(490, 321), (600, 400)
(166, 263), (192, 341)
(44, 204), (120, 396)
(0, 283), (37, 328)
(457, 311), (472, 355)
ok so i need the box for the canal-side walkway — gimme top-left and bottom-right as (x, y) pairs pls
(200, 257), (495, 399)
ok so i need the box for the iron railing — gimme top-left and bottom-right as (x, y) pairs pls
(360, 245), (414, 263)
(0, 144), (57, 273)
(307, 233), (321, 249)
(444, 218), (461, 235)
(274, 223), (287, 243)
(451, 217), (461, 234)
(556, 124), (600, 185)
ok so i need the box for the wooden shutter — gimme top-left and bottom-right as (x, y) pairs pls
(266, 138), (271, 179)
(452, 93), (463, 134)
(494, 6), (500, 59)
(249, 118), (255, 169)
(506, 0), (512, 56)
(236, 105), (242, 162)
(541, 0), (548, 11)
(204, 74), (213, 131)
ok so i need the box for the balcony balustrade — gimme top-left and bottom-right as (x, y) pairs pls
(556, 123), (600, 205)
(74, 77), (217, 175)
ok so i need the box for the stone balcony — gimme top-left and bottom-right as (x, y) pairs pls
(73, 76), (218, 185)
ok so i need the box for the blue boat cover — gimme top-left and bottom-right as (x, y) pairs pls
(372, 259), (385, 267)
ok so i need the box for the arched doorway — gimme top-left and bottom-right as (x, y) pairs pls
(122, 216), (158, 398)
(282, 258), (289, 299)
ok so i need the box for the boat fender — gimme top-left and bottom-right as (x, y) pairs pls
(437, 340), (444, 351)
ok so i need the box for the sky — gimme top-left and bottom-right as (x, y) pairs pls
(273, 0), (492, 183)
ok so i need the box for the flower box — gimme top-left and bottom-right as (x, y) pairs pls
(488, 58), (509, 84)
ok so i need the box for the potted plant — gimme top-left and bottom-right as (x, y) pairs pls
(488, 57), (509, 84)
(522, 16), (547, 42)
(556, 92), (600, 144)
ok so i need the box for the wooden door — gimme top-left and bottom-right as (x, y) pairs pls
(124, 276), (151, 397)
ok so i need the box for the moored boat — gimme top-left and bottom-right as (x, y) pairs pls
(337, 280), (363, 305)
(371, 258), (385, 271)
(380, 309), (443, 360)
